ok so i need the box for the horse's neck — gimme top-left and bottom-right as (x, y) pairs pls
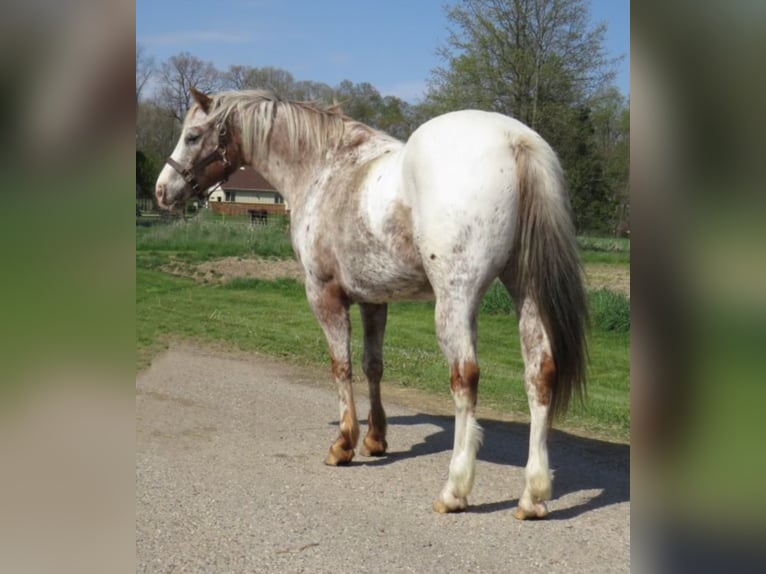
(244, 111), (399, 209)
(245, 118), (325, 208)
(249, 155), (316, 207)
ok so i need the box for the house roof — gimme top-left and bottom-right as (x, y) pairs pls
(223, 167), (276, 191)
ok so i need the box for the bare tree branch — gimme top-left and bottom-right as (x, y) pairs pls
(157, 52), (222, 121)
(136, 43), (155, 103)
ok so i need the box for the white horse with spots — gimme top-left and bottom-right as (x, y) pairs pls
(156, 89), (588, 518)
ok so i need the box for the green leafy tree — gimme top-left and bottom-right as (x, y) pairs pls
(590, 88), (630, 234)
(333, 80), (384, 126)
(136, 150), (158, 200)
(378, 96), (419, 140)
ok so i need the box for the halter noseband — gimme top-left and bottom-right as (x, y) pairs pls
(165, 121), (236, 200)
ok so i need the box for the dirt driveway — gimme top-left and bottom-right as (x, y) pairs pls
(136, 344), (629, 573)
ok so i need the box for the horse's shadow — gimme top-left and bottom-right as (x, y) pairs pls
(340, 413), (629, 519)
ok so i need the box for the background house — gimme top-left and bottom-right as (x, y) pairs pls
(207, 167), (288, 216)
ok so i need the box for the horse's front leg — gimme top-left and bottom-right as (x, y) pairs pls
(306, 280), (359, 466)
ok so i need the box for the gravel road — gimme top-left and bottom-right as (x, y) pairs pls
(136, 344), (629, 573)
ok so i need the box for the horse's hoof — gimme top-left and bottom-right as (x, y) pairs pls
(324, 445), (354, 466)
(361, 435), (388, 457)
(433, 496), (467, 514)
(513, 501), (549, 520)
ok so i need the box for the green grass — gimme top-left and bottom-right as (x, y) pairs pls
(136, 210), (294, 262)
(578, 235), (631, 264)
(577, 236), (630, 253)
(480, 281), (516, 315)
(481, 280), (629, 334)
(137, 268), (630, 441)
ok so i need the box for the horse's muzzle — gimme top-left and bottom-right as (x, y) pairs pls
(155, 183), (176, 210)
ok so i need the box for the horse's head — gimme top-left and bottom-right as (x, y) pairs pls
(155, 88), (240, 209)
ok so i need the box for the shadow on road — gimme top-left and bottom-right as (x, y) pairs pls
(345, 413), (629, 519)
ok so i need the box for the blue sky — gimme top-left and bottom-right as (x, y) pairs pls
(137, 0), (629, 102)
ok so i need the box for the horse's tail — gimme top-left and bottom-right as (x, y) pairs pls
(512, 132), (588, 419)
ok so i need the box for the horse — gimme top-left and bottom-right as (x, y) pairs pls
(155, 88), (588, 519)
(248, 209), (269, 225)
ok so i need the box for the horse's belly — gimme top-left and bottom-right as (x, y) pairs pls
(341, 258), (433, 304)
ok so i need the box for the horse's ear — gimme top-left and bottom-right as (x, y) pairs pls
(191, 87), (213, 113)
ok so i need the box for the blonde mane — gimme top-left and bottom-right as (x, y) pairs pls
(208, 90), (374, 161)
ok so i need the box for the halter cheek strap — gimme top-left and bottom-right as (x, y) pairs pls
(165, 122), (237, 199)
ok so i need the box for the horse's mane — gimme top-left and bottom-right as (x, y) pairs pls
(208, 90), (374, 160)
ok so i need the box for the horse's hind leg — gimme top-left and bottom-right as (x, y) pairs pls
(359, 303), (388, 456)
(432, 295), (484, 513)
(306, 280), (359, 466)
(514, 295), (555, 519)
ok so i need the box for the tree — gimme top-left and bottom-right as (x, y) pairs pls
(591, 92), (629, 233)
(378, 96), (419, 140)
(291, 80), (335, 103)
(222, 65), (337, 104)
(136, 100), (181, 189)
(223, 65), (296, 97)
(157, 52), (221, 120)
(136, 43), (155, 103)
(224, 65), (253, 91)
(334, 80), (384, 126)
(136, 150), (158, 200)
(428, 0), (617, 127)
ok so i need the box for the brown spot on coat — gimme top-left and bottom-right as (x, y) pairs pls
(537, 353), (556, 406)
(316, 280), (349, 321)
(331, 358), (352, 381)
(450, 360), (480, 406)
(384, 201), (422, 267)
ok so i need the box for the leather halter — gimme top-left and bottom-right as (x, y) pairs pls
(165, 121), (237, 200)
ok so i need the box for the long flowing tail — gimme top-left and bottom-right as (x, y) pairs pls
(512, 133), (588, 419)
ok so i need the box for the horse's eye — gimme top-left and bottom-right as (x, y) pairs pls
(185, 133), (201, 144)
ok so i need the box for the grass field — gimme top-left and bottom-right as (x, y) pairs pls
(137, 214), (630, 441)
(577, 236), (630, 264)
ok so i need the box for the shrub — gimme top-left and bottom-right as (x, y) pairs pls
(589, 289), (630, 332)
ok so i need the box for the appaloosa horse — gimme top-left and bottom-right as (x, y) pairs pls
(155, 88), (588, 519)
